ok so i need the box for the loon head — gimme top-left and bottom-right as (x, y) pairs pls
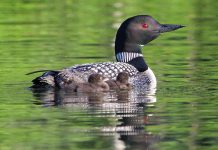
(115, 15), (185, 72)
(115, 15), (185, 53)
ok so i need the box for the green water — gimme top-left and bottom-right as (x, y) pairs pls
(0, 0), (218, 150)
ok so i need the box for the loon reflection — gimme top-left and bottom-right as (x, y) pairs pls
(32, 88), (158, 149)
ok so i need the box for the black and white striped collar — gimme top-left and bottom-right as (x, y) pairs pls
(116, 52), (143, 62)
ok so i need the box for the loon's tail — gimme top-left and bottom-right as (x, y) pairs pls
(27, 70), (60, 88)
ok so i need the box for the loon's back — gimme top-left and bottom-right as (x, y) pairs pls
(70, 62), (138, 78)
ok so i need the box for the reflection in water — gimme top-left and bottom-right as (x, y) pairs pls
(32, 88), (158, 149)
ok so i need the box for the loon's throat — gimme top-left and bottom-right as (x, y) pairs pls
(116, 52), (143, 62)
(115, 52), (148, 72)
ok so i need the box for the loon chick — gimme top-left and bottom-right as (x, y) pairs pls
(75, 73), (109, 92)
(30, 15), (184, 89)
(106, 72), (131, 90)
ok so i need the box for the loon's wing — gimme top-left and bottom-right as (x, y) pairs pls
(31, 62), (138, 89)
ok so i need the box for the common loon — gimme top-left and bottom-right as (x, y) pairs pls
(106, 72), (131, 90)
(30, 15), (184, 89)
(75, 73), (109, 92)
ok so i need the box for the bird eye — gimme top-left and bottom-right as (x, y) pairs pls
(142, 23), (148, 29)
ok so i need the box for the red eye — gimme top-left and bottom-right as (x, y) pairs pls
(142, 23), (148, 29)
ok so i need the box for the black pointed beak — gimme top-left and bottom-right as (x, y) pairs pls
(158, 24), (185, 33)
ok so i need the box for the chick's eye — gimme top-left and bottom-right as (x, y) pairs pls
(142, 23), (148, 29)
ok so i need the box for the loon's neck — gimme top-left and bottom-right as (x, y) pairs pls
(115, 37), (157, 88)
(115, 42), (148, 72)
